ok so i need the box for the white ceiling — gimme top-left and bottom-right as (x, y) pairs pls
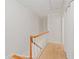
(17, 0), (72, 17)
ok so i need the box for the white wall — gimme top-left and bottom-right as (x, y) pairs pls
(48, 13), (62, 43)
(39, 17), (48, 32)
(62, 2), (74, 59)
(5, 0), (41, 59)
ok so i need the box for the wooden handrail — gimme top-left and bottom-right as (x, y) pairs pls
(31, 32), (48, 38)
(29, 32), (48, 59)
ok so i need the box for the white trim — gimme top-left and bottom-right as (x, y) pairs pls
(61, 13), (65, 44)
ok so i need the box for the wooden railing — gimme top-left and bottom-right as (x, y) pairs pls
(29, 32), (48, 59)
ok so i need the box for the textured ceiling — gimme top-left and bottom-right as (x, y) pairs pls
(16, 0), (72, 17)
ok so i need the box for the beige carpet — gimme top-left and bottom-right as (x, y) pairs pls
(38, 43), (67, 59)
